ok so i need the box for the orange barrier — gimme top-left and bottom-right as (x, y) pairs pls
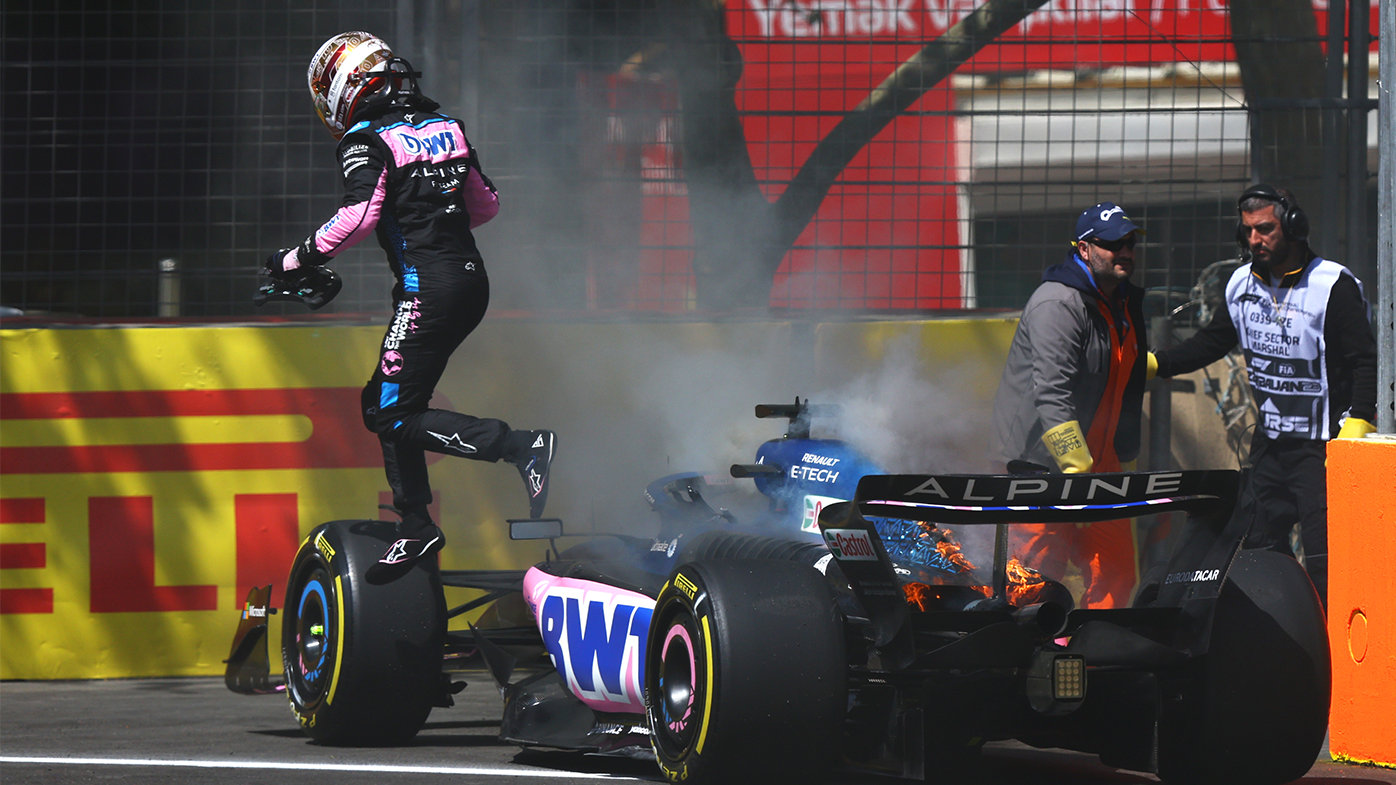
(1327, 436), (1396, 768)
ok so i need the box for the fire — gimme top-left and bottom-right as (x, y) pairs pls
(902, 580), (993, 611)
(898, 523), (992, 611)
(918, 522), (978, 572)
(1006, 556), (1047, 607)
(904, 582), (933, 611)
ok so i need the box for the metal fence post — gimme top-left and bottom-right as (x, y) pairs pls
(1348, 0), (1372, 287)
(157, 258), (180, 318)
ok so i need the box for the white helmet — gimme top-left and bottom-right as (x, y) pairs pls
(307, 32), (395, 139)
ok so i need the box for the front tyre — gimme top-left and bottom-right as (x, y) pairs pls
(282, 520), (446, 745)
(645, 560), (845, 784)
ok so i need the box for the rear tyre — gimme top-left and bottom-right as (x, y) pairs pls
(1157, 549), (1330, 785)
(645, 560), (845, 784)
(282, 520), (446, 745)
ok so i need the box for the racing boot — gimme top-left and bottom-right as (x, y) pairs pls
(366, 507), (444, 585)
(509, 430), (556, 519)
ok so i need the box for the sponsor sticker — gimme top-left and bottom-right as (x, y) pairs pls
(801, 494), (844, 533)
(823, 528), (878, 561)
(1165, 568), (1221, 585)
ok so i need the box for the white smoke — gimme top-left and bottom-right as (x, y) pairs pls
(821, 332), (991, 475)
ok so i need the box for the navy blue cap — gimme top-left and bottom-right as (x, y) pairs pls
(1074, 202), (1145, 242)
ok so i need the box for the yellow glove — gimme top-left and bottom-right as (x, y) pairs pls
(1146, 352), (1158, 381)
(1336, 417), (1376, 440)
(1042, 420), (1093, 474)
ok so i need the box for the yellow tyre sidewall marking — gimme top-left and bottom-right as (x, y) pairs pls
(696, 613), (714, 754)
(326, 574), (346, 705)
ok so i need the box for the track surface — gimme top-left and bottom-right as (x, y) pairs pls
(2, 678), (1392, 785)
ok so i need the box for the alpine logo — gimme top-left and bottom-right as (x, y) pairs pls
(823, 528), (878, 561)
(532, 433), (546, 449)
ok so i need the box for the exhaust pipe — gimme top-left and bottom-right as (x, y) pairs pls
(1013, 601), (1068, 638)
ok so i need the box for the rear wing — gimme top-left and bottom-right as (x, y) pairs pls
(851, 470), (1239, 526)
(817, 469), (1247, 664)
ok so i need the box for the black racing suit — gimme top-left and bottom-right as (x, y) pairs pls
(284, 102), (530, 523)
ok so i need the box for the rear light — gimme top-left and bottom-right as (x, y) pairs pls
(1027, 652), (1087, 715)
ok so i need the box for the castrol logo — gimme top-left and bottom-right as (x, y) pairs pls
(823, 528), (878, 561)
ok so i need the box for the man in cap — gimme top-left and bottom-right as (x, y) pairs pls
(990, 202), (1150, 608)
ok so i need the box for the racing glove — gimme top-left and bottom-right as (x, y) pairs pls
(264, 248), (297, 279)
(1041, 420), (1093, 474)
(1336, 417), (1377, 440)
(1146, 352), (1159, 381)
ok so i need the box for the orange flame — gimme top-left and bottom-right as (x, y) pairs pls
(918, 523), (979, 573)
(904, 582), (933, 611)
(900, 524), (992, 611)
(1005, 556), (1047, 607)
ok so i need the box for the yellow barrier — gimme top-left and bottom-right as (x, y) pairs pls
(0, 318), (1016, 679)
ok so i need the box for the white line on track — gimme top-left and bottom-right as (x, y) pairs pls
(0, 756), (641, 779)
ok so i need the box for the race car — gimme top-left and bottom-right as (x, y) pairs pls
(226, 399), (1329, 785)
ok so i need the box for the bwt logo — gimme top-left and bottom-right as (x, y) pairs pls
(823, 528), (878, 561)
(398, 130), (456, 157)
(538, 587), (654, 712)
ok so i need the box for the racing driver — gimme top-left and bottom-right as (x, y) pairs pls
(265, 32), (557, 584)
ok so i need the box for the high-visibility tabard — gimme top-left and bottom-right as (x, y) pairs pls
(1225, 258), (1360, 441)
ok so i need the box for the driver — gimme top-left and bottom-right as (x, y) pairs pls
(266, 31), (557, 584)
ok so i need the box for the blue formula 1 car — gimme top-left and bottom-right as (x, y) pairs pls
(226, 399), (1329, 785)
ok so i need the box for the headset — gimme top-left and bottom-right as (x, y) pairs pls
(1235, 183), (1309, 248)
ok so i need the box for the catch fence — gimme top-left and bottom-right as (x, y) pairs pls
(1, 0), (1380, 320)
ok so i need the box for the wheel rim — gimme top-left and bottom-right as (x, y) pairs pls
(653, 610), (703, 756)
(288, 567), (333, 706)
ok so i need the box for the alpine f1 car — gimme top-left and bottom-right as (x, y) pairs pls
(226, 399), (1329, 785)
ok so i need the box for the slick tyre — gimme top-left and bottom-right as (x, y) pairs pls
(645, 560), (845, 784)
(282, 520), (446, 745)
(1157, 549), (1330, 785)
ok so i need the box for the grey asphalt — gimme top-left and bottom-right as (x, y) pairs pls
(1, 678), (1392, 785)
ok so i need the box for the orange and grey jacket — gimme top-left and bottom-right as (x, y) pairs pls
(990, 257), (1149, 469)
